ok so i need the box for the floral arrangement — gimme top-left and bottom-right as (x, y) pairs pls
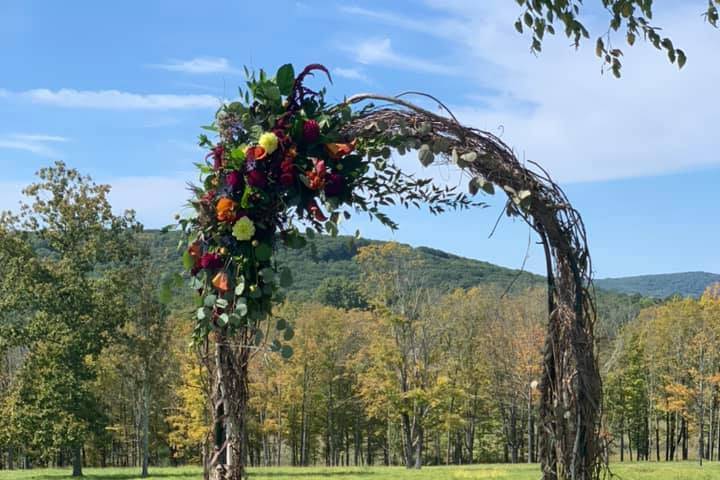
(179, 64), (476, 354)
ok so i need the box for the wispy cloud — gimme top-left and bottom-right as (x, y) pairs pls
(333, 67), (370, 82)
(0, 133), (68, 157)
(149, 56), (239, 75)
(350, 38), (455, 75)
(3, 88), (222, 110)
(346, 1), (720, 183)
(339, 6), (430, 32)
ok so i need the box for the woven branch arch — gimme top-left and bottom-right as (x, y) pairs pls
(339, 93), (602, 480)
(187, 65), (600, 480)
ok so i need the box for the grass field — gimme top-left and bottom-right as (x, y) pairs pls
(1, 463), (719, 480)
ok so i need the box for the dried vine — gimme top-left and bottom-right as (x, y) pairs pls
(339, 93), (602, 480)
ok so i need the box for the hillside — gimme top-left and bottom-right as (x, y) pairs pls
(143, 230), (654, 339)
(143, 230), (544, 298)
(595, 272), (720, 299)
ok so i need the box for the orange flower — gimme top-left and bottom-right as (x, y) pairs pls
(216, 197), (237, 223)
(325, 140), (356, 159)
(245, 145), (267, 161)
(188, 242), (202, 261)
(212, 272), (229, 293)
(285, 146), (298, 161)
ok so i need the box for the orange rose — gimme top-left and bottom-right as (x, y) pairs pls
(245, 146), (267, 161)
(212, 272), (229, 293)
(325, 140), (356, 159)
(216, 197), (237, 223)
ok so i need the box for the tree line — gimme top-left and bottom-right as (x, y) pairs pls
(1, 163), (717, 477)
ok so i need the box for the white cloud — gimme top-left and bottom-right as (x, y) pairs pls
(0, 171), (194, 227)
(350, 38), (456, 75)
(0, 133), (68, 157)
(106, 173), (193, 226)
(344, 1), (720, 183)
(150, 57), (239, 75)
(333, 67), (370, 82)
(10, 133), (68, 142)
(9, 88), (221, 110)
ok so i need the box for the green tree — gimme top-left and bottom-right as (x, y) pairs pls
(314, 277), (368, 310)
(0, 162), (139, 476)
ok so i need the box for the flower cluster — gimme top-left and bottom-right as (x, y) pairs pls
(180, 64), (364, 341)
(179, 63), (480, 344)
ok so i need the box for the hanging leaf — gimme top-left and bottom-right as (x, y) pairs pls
(418, 145), (434, 167)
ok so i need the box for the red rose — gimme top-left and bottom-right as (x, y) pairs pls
(247, 169), (267, 188)
(199, 253), (223, 270)
(324, 173), (345, 197)
(303, 119), (320, 143)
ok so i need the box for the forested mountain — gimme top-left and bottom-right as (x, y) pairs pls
(143, 230), (651, 340)
(144, 230), (544, 297)
(596, 271), (720, 299)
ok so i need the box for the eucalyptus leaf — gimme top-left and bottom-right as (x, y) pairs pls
(418, 145), (434, 167)
(280, 345), (294, 359)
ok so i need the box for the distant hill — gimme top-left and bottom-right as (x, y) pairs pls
(143, 230), (653, 339)
(595, 272), (720, 299)
(142, 230), (544, 298)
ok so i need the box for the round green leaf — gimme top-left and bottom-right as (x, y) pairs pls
(280, 345), (294, 359)
(255, 243), (272, 261)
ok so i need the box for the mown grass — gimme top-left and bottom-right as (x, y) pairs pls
(1, 463), (719, 480)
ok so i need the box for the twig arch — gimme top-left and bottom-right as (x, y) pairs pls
(340, 93), (602, 480)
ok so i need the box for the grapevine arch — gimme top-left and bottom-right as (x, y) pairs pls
(341, 93), (602, 480)
(182, 65), (601, 480)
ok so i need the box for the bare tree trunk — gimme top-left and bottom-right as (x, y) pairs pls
(401, 412), (414, 468)
(414, 425), (423, 469)
(141, 374), (150, 477)
(72, 445), (82, 477)
(528, 388), (535, 463)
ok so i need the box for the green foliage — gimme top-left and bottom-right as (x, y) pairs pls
(512, 0), (715, 76)
(0, 162), (140, 467)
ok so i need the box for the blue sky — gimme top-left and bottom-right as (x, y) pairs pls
(1, 0), (718, 278)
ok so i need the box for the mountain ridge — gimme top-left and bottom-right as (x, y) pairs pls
(595, 271), (720, 299)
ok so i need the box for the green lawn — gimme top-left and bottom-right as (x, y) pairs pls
(1, 463), (719, 480)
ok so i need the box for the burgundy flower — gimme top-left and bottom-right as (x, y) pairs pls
(226, 171), (242, 190)
(303, 119), (320, 143)
(207, 145), (225, 170)
(324, 173), (345, 197)
(247, 169), (267, 188)
(199, 253), (223, 270)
